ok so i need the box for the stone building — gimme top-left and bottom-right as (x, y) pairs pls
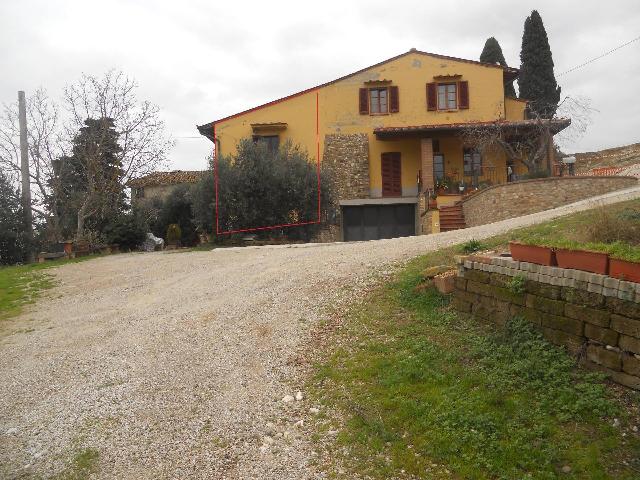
(127, 170), (205, 206)
(197, 49), (571, 241)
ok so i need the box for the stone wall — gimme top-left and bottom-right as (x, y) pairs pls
(313, 133), (370, 242)
(461, 176), (638, 227)
(452, 255), (640, 390)
(322, 133), (370, 201)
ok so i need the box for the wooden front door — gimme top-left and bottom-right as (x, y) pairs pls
(381, 152), (401, 197)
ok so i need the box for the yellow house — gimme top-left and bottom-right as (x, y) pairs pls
(197, 49), (568, 241)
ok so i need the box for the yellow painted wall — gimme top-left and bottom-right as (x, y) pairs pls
(212, 51), (511, 196)
(505, 97), (527, 121)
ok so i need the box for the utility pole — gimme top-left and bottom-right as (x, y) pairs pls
(18, 91), (34, 263)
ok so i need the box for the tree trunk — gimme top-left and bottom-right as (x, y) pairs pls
(76, 200), (89, 240)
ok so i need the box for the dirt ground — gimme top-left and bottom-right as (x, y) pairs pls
(1, 186), (639, 479)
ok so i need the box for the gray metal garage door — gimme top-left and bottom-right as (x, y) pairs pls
(342, 204), (416, 241)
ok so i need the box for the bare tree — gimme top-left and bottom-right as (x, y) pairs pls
(0, 71), (173, 241)
(459, 96), (594, 174)
(63, 70), (172, 184)
(0, 89), (64, 235)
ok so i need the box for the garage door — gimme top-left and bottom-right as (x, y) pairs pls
(342, 204), (416, 241)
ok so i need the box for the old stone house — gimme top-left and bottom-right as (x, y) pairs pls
(197, 49), (571, 241)
(127, 170), (205, 206)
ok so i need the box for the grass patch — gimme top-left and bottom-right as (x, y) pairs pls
(53, 448), (99, 480)
(511, 199), (640, 261)
(459, 238), (486, 254)
(313, 202), (640, 479)
(0, 256), (97, 322)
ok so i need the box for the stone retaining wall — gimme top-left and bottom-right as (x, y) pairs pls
(461, 176), (638, 227)
(452, 255), (640, 390)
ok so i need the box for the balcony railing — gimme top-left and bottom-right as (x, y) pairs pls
(435, 166), (504, 193)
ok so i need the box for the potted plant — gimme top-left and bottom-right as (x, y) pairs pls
(606, 243), (640, 282)
(509, 241), (556, 266)
(435, 178), (449, 194)
(166, 223), (182, 249)
(428, 192), (438, 209)
(554, 242), (609, 274)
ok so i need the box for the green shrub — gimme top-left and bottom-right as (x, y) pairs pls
(215, 139), (335, 240)
(0, 170), (27, 265)
(190, 170), (215, 235)
(508, 274), (526, 294)
(166, 223), (182, 245)
(520, 169), (550, 180)
(103, 211), (148, 250)
(154, 185), (198, 246)
(459, 239), (485, 254)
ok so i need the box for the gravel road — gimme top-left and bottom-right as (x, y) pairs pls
(1, 185), (639, 479)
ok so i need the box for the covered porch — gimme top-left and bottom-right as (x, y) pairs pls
(373, 119), (570, 202)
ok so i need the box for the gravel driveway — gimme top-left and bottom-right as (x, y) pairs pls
(1, 185), (639, 479)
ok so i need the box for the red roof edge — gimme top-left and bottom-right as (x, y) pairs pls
(197, 49), (520, 138)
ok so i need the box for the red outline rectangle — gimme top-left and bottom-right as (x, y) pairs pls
(214, 91), (322, 235)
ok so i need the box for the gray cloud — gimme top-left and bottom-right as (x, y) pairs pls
(1, 0), (638, 170)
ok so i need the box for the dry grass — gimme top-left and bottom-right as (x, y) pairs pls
(585, 205), (640, 245)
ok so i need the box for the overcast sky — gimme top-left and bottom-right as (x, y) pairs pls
(1, 0), (639, 171)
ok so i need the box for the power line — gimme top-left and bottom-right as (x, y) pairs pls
(558, 35), (640, 77)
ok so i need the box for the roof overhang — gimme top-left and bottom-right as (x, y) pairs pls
(374, 118), (571, 140)
(197, 123), (215, 142)
(503, 67), (519, 84)
(251, 122), (288, 133)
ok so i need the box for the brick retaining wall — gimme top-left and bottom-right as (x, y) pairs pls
(452, 255), (640, 390)
(461, 176), (638, 227)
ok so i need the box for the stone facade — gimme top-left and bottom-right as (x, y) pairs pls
(311, 134), (370, 242)
(322, 133), (370, 200)
(461, 176), (638, 227)
(452, 255), (640, 390)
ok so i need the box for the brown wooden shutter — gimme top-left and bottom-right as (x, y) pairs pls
(359, 88), (369, 115)
(426, 83), (437, 111)
(389, 86), (399, 113)
(458, 81), (469, 109)
(381, 152), (402, 197)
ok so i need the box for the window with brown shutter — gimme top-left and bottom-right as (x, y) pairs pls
(437, 83), (457, 110)
(359, 88), (369, 114)
(426, 83), (437, 111)
(459, 81), (469, 109)
(381, 152), (402, 197)
(369, 88), (388, 114)
(389, 86), (399, 113)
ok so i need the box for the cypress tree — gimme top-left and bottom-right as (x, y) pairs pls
(480, 37), (517, 97)
(518, 10), (561, 118)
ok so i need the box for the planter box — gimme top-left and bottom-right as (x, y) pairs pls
(509, 242), (556, 266)
(555, 248), (609, 274)
(609, 258), (640, 283)
(433, 273), (456, 294)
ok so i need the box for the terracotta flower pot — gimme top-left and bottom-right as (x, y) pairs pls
(509, 242), (556, 266)
(555, 248), (609, 274)
(609, 258), (640, 283)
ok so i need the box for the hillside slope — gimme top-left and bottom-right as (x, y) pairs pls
(573, 142), (640, 173)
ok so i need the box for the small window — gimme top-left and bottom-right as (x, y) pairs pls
(433, 154), (445, 182)
(437, 83), (457, 110)
(134, 187), (144, 199)
(369, 88), (388, 114)
(463, 148), (482, 176)
(252, 135), (279, 152)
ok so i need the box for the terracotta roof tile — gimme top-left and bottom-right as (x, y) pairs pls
(374, 118), (571, 137)
(127, 170), (206, 188)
